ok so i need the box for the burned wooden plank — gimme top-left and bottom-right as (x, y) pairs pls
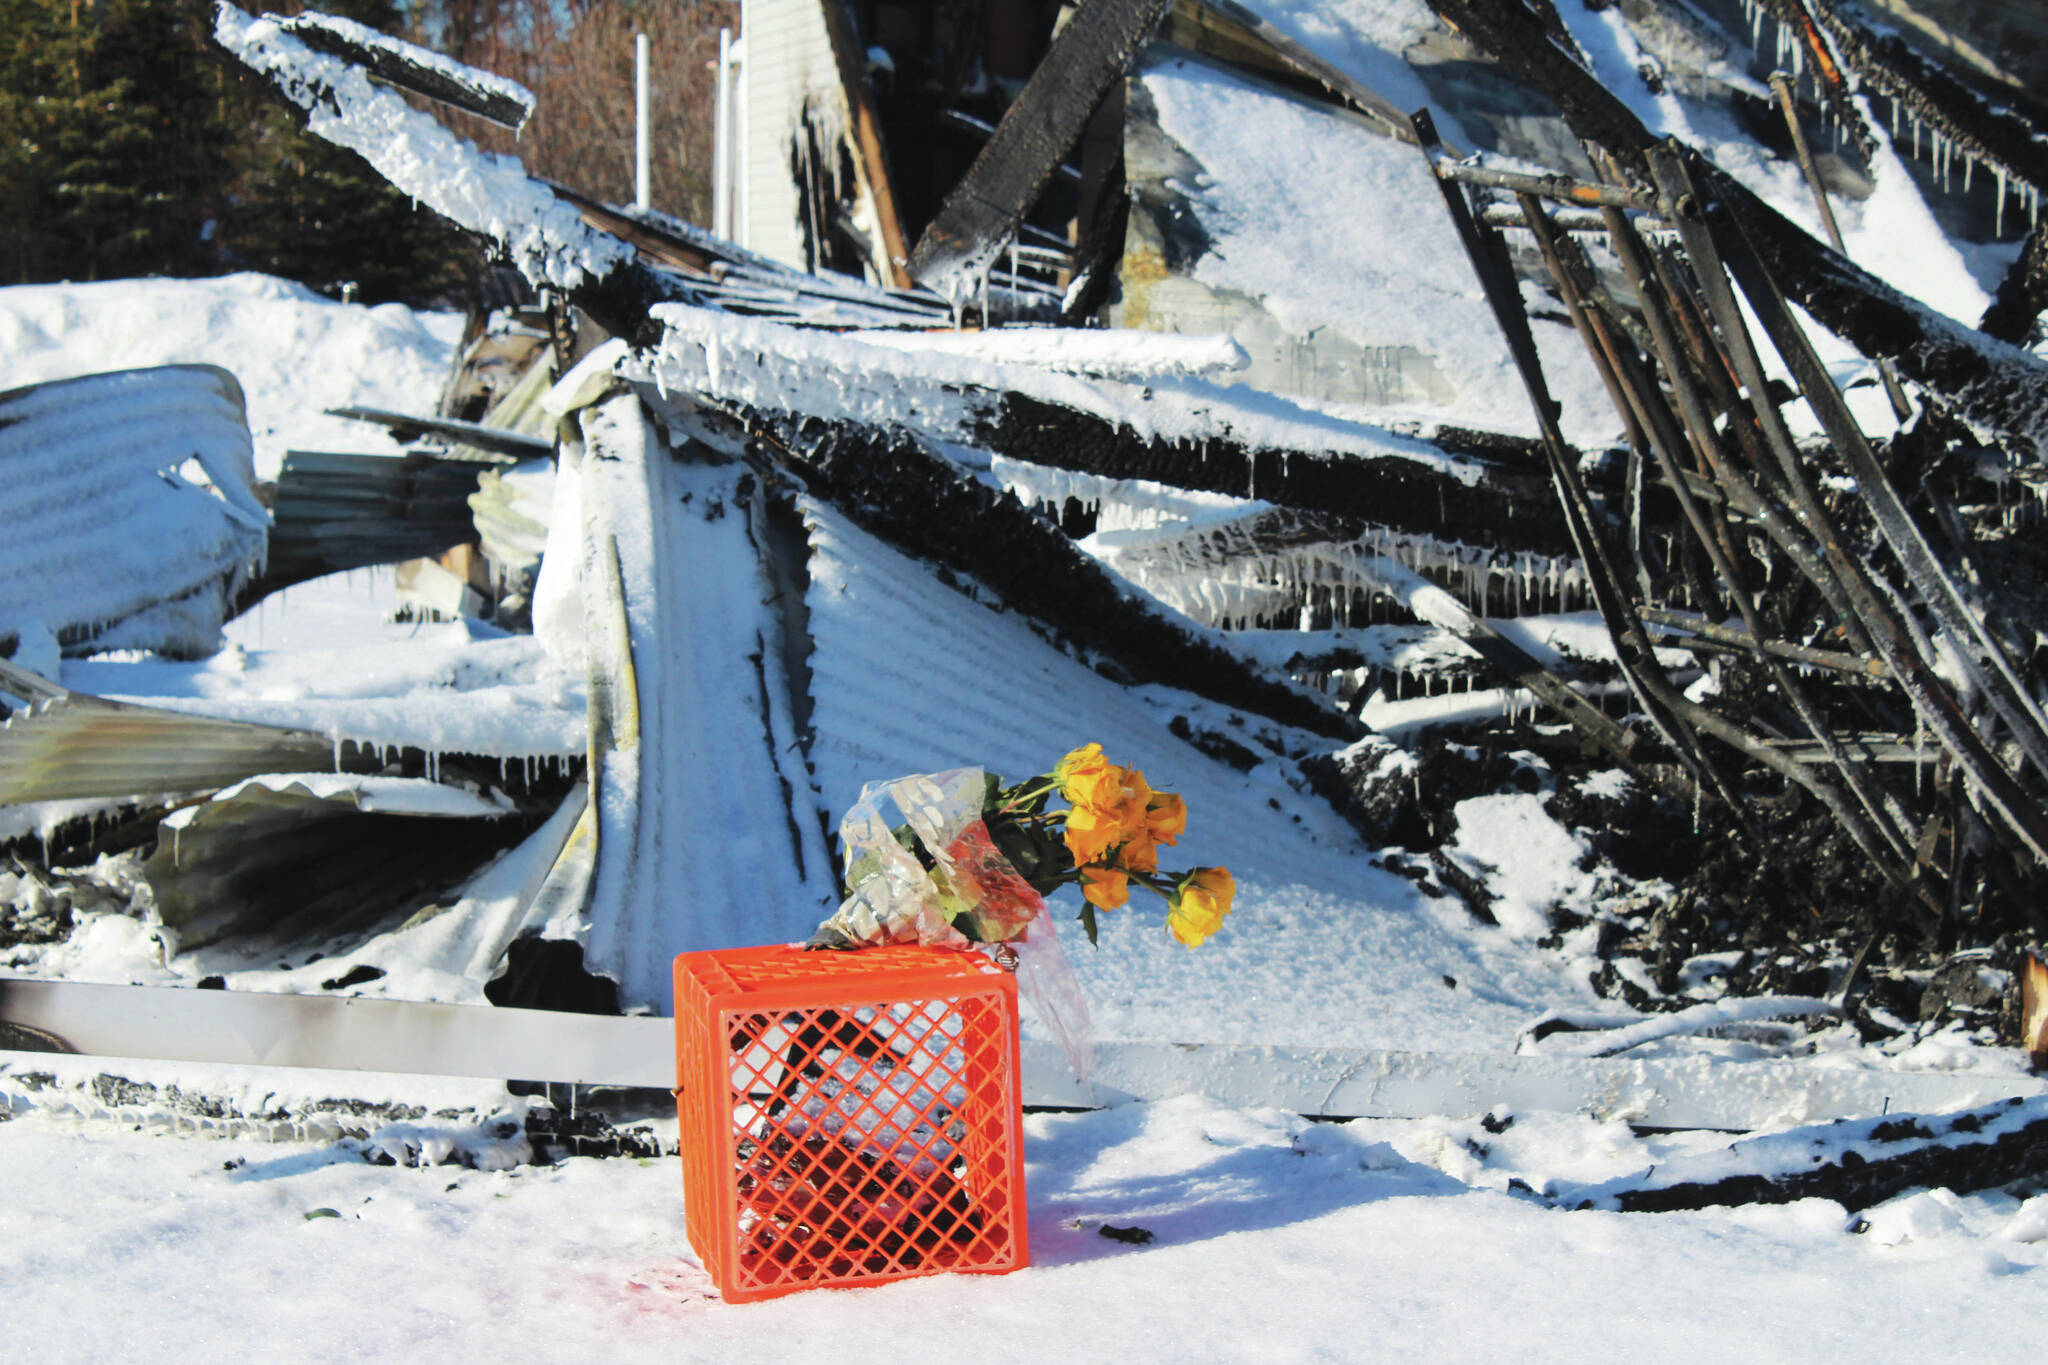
(981, 394), (1576, 557)
(327, 405), (550, 460)
(1574, 1095), (2048, 1213)
(1801, 0), (2048, 205)
(740, 414), (1364, 744)
(276, 11), (534, 130)
(907, 0), (1174, 299)
(1981, 226), (2048, 345)
(1178, 0), (1430, 143)
(816, 0), (914, 289)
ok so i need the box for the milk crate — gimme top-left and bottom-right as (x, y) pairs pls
(672, 943), (1030, 1302)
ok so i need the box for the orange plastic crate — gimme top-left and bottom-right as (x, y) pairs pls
(673, 944), (1029, 1302)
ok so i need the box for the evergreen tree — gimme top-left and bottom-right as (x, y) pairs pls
(0, 0), (474, 303)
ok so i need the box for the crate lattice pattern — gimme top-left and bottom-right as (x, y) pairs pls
(674, 946), (1026, 1301)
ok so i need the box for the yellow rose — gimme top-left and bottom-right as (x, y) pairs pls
(1053, 743), (1112, 802)
(1143, 790), (1186, 846)
(1080, 866), (1129, 911)
(1167, 867), (1234, 948)
(1063, 800), (1122, 865)
(1116, 817), (1160, 874)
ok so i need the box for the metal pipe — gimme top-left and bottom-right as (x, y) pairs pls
(634, 32), (651, 213)
(1427, 157), (1654, 209)
(713, 27), (733, 237)
(1770, 70), (1911, 420)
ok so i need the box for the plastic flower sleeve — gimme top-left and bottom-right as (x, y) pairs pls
(812, 771), (978, 948)
(1013, 905), (1094, 1084)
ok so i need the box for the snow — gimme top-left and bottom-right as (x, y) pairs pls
(62, 584), (587, 761)
(0, 273), (461, 481)
(845, 325), (1250, 380)
(177, 773), (515, 821)
(1133, 51), (1621, 446)
(0, 365), (265, 658)
(640, 301), (1531, 495)
(3, 1089), (2045, 1359)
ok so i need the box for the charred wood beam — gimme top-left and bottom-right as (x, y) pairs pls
(327, 406), (547, 460)
(1981, 227), (2048, 345)
(1578, 1095), (2048, 1213)
(1803, 0), (2048, 202)
(1181, 0), (1433, 145)
(979, 394), (1577, 557)
(275, 11), (532, 129)
(1418, 0), (2048, 463)
(1422, 0), (1659, 177)
(816, 0), (914, 289)
(737, 414), (1364, 744)
(1745, 0), (1878, 165)
(908, 0), (1174, 298)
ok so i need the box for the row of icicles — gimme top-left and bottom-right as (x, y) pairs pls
(1730, 0), (2041, 238)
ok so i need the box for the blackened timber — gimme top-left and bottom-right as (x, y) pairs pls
(1585, 1096), (2048, 1213)
(1417, 0), (2048, 461)
(1183, 0), (1429, 143)
(979, 394), (1576, 557)
(753, 416), (1364, 743)
(1981, 227), (2048, 345)
(276, 13), (533, 129)
(1804, 0), (2048, 202)
(1421, 0), (1658, 180)
(907, 0), (1174, 297)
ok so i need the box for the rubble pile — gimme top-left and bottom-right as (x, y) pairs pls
(7, 0), (2048, 1059)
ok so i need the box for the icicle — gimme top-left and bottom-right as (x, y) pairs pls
(1997, 167), (2008, 236)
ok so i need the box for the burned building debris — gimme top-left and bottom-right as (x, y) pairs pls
(8, 0), (2048, 1074)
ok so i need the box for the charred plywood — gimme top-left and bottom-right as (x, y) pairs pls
(907, 0), (1175, 299)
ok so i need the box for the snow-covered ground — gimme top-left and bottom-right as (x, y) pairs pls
(4, 1091), (2045, 1362)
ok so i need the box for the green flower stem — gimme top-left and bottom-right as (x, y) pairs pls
(992, 776), (1061, 815)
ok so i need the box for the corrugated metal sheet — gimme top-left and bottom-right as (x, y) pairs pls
(0, 665), (341, 805)
(0, 365), (266, 659)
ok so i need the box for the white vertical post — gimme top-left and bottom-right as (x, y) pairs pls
(634, 31), (652, 213)
(713, 26), (733, 238)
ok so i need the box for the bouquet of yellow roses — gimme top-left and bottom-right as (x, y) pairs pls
(810, 743), (1235, 952)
